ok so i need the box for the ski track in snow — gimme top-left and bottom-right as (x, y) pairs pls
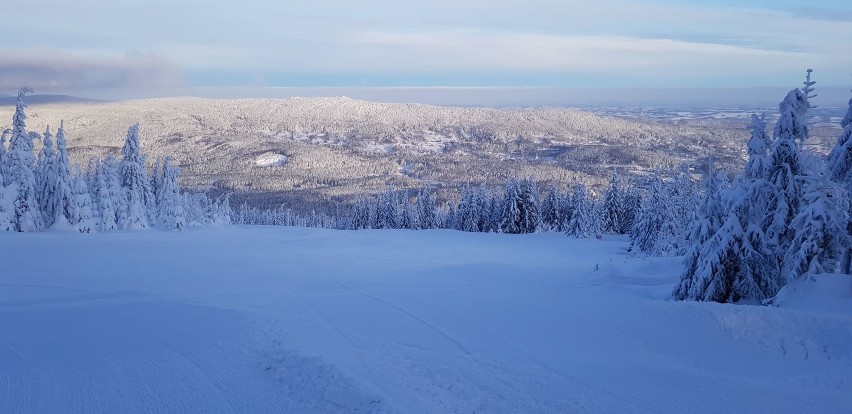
(1, 227), (851, 413)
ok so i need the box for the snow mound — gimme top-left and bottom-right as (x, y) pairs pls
(710, 275), (852, 362)
(255, 152), (288, 167)
(774, 274), (852, 314)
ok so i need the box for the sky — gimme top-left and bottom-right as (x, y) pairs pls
(2, 0), (852, 103)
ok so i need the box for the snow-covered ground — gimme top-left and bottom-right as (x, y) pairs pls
(1, 227), (850, 413)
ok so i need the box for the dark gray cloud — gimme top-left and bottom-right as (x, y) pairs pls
(0, 50), (184, 92)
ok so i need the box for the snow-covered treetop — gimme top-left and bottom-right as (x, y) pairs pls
(10, 88), (34, 153)
(42, 126), (53, 149)
(745, 113), (770, 179)
(802, 69), (817, 109)
(774, 89), (808, 145)
(122, 123), (143, 164)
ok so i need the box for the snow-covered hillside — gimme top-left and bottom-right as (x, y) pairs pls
(0, 97), (774, 211)
(1, 227), (850, 413)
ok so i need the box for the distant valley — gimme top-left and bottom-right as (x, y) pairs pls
(1, 97), (841, 211)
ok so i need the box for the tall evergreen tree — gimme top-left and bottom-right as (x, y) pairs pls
(498, 179), (541, 234)
(565, 184), (595, 238)
(673, 171), (726, 299)
(376, 185), (400, 229)
(784, 177), (849, 280)
(36, 126), (57, 225)
(827, 90), (852, 274)
(0, 129), (10, 186)
(416, 186), (438, 230)
(602, 171), (629, 234)
(541, 184), (563, 232)
(745, 114), (771, 180)
(70, 168), (96, 233)
(519, 178), (542, 233)
(49, 121), (76, 228)
(120, 124), (154, 229)
(498, 180), (523, 234)
(7, 88), (43, 232)
(766, 89), (808, 256)
(95, 161), (118, 231)
(629, 173), (668, 254)
(157, 157), (185, 231)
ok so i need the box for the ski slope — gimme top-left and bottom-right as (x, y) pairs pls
(1, 227), (850, 413)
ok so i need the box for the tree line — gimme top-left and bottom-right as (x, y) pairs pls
(0, 89), (231, 232)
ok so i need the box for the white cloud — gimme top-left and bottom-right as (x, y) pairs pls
(2, 0), (851, 89)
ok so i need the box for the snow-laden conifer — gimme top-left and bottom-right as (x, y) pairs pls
(565, 184), (595, 238)
(766, 89), (808, 253)
(157, 158), (185, 231)
(36, 126), (57, 225)
(499, 180), (523, 234)
(827, 91), (852, 274)
(0, 129), (10, 186)
(70, 168), (96, 233)
(416, 186), (438, 230)
(541, 184), (563, 232)
(7, 88), (43, 232)
(673, 171), (726, 300)
(745, 114), (771, 180)
(784, 177), (850, 280)
(120, 124), (154, 229)
(602, 171), (629, 234)
(376, 185), (400, 229)
(629, 173), (668, 254)
(95, 161), (118, 231)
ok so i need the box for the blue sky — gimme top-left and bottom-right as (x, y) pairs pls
(2, 0), (851, 98)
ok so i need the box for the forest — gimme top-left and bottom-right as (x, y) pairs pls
(2, 75), (851, 304)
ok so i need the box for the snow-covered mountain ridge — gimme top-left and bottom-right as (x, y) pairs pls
(1, 97), (838, 210)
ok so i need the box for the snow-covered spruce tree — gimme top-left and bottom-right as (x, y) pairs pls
(415, 186), (438, 230)
(498, 180), (523, 233)
(35, 126), (58, 225)
(157, 158), (185, 231)
(46, 121), (76, 229)
(70, 168), (96, 233)
(519, 178), (542, 233)
(211, 194), (232, 225)
(827, 90), (852, 274)
(673, 170), (726, 300)
(0, 168), (12, 231)
(565, 184), (595, 238)
(103, 155), (127, 229)
(95, 161), (118, 231)
(745, 114), (771, 180)
(655, 168), (697, 256)
(629, 173), (668, 254)
(602, 171), (629, 234)
(400, 198), (420, 230)
(376, 185), (400, 229)
(150, 158), (162, 208)
(541, 184), (563, 232)
(766, 89), (808, 256)
(683, 207), (780, 304)
(350, 195), (374, 230)
(120, 124), (154, 229)
(475, 185), (495, 232)
(0, 129), (10, 186)
(85, 159), (100, 208)
(784, 176), (850, 280)
(455, 184), (478, 232)
(7, 88), (43, 232)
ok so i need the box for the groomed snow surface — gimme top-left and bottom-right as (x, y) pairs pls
(1, 227), (850, 413)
